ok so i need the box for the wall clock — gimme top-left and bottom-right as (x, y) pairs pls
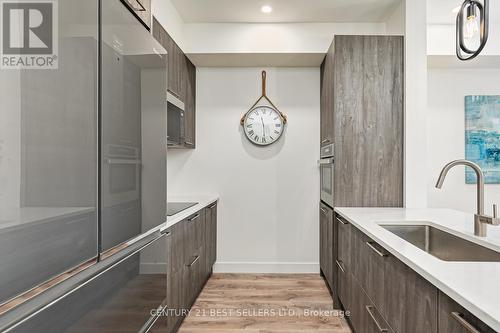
(240, 71), (287, 146)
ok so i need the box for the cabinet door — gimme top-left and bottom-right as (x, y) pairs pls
(336, 216), (351, 271)
(205, 203), (218, 274)
(335, 258), (350, 312)
(320, 40), (334, 146)
(438, 292), (495, 333)
(350, 226), (387, 311)
(122, 0), (151, 29)
(152, 18), (180, 98)
(319, 203), (333, 290)
(177, 45), (187, 103)
(333, 35), (403, 207)
(184, 58), (196, 148)
(383, 254), (438, 333)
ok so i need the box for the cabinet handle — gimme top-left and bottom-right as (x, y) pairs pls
(168, 89), (181, 99)
(208, 203), (217, 209)
(187, 255), (200, 267)
(366, 241), (389, 257)
(451, 312), (482, 333)
(188, 214), (200, 222)
(127, 0), (146, 12)
(141, 305), (163, 333)
(321, 139), (331, 144)
(338, 218), (349, 225)
(184, 141), (194, 146)
(365, 305), (389, 332)
(335, 260), (345, 273)
(320, 207), (327, 215)
(160, 228), (171, 236)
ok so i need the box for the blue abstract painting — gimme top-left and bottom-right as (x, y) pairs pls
(465, 95), (500, 184)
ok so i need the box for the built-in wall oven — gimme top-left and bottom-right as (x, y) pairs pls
(319, 144), (334, 208)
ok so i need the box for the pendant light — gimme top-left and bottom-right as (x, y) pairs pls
(456, 0), (489, 61)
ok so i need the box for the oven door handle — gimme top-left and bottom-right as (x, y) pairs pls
(106, 158), (142, 165)
(318, 158), (334, 165)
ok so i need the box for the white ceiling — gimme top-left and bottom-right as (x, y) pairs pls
(427, 0), (500, 24)
(171, 0), (402, 23)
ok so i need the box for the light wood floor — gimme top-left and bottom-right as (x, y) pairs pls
(178, 274), (352, 333)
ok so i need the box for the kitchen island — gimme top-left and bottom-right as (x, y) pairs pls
(334, 208), (500, 332)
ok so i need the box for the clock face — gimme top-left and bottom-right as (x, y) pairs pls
(243, 106), (284, 146)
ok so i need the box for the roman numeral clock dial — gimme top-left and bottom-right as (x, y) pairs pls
(243, 106), (284, 146)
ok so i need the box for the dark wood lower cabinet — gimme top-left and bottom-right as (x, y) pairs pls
(320, 203), (334, 292)
(438, 292), (496, 333)
(166, 204), (218, 333)
(335, 214), (497, 333)
(337, 215), (436, 333)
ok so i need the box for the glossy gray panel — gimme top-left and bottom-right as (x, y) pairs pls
(0, 0), (98, 304)
(100, 0), (167, 252)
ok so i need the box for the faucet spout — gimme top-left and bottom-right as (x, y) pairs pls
(435, 159), (486, 236)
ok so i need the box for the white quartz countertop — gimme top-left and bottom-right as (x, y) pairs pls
(334, 207), (500, 331)
(164, 195), (219, 229)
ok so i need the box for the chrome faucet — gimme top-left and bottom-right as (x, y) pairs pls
(435, 159), (499, 237)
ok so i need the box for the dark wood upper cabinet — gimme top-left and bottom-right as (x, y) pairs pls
(152, 17), (196, 149)
(327, 35), (403, 208)
(320, 41), (334, 146)
(121, 0), (151, 30)
(184, 58), (196, 148)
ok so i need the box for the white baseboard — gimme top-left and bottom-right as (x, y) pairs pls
(213, 262), (320, 274)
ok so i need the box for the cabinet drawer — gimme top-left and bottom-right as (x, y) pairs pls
(170, 221), (186, 273)
(438, 292), (496, 333)
(351, 227), (386, 309)
(320, 203), (334, 290)
(336, 260), (351, 312)
(350, 279), (395, 333)
(337, 216), (351, 272)
(185, 211), (205, 258)
(10, 234), (167, 333)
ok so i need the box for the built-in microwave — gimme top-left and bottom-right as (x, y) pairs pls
(319, 144), (334, 208)
(167, 91), (186, 147)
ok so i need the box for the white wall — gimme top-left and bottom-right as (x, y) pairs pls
(167, 67), (320, 273)
(184, 22), (388, 54)
(427, 24), (500, 56)
(427, 68), (500, 215)
(385, 0), (405, 35)
(405, 0), (428, 207)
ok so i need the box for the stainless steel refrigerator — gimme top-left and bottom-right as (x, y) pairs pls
(0, 0), (168, 331)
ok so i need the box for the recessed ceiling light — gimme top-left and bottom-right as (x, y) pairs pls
(452, 6), (461, 14)
(261, 5), (273, 14)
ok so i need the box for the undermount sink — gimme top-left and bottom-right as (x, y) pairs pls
(381, 224), (500, 262)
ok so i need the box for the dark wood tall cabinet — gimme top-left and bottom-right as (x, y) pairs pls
(319, 35), (404, 320)
(331, 35), (404, 208)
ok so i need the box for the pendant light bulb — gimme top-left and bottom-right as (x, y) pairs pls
(464, 3), (479, 39)
(464, 14), (479, 39)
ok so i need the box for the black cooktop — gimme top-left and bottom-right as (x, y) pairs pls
(167, 202), (198, 217)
